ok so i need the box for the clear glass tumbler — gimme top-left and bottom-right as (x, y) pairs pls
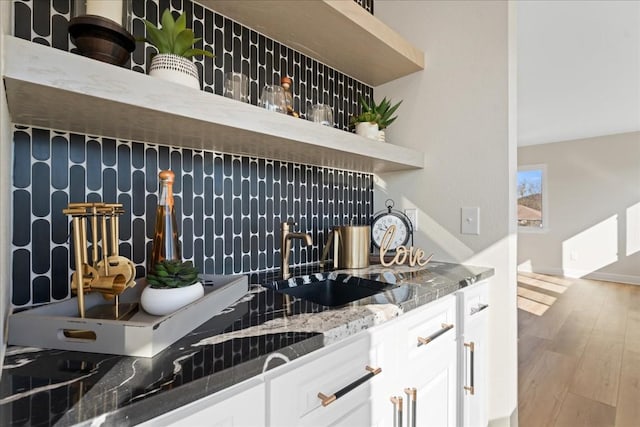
(259, 85), (287, 113)
(307, 104), (334, 126)
(223, 72), (249, 102)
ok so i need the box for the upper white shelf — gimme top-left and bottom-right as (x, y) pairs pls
(204, 0), (425, 86)
(3, 37), (423, 174)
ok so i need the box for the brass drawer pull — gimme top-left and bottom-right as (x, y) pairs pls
(464, 341), (475, 395)
(470, 303), (489, 316)
(391, 396), (403, 427)
(317, 365), (382, 407)
(417, 323), (454, 346)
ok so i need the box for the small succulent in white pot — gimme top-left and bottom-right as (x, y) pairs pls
(141, 259), (204, 316)
(142, 9), (214, 89)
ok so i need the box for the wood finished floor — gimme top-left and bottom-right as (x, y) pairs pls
(517, 272), (640, 427)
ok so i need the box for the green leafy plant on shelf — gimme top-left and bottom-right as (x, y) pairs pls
(147, 259), (199, 289)
(349, 96), (402, 129)
(142, 9), (214, 59)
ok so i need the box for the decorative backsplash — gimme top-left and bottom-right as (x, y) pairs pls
(12, 0), (373, 131)
(10, 0), (377, 308)
(11, 126), (373, 307)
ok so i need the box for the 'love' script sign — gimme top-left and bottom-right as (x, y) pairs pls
(379, 225), (433, 267)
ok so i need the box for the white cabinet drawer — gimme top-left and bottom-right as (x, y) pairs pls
(268, 335), (376, 426)
(459, 281), (490, 330)
(401, 295), (457, 365)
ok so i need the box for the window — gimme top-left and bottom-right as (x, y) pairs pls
(517, 165), (547, 230)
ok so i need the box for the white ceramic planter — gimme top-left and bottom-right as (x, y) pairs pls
(140, 281), (205, 316)
(149, 54), (200, 90)
(355, 122), (379, 140)
(377, 129), (386, 142)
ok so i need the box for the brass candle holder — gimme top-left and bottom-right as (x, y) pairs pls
(64, 203), (137, 320)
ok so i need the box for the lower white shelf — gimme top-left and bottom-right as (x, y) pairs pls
(2, 36), (424, 174)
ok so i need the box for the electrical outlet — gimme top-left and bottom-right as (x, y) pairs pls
(404, 208), (418, 231)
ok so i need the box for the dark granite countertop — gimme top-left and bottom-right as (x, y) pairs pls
(0, 261), (494, 427)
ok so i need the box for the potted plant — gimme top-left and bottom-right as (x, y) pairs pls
(375, 97), (402, 142)
(141, 9), (214, 89)
(140, 259), (204, 316)
(350, 96), (402, 141)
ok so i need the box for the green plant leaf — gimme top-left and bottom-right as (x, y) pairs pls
(144, 20), (170, 53)
(182, 48), (214, 59)
(160, 9), (176, 41)
(175, 11), (187, 35)
(173, 29), (196, 56)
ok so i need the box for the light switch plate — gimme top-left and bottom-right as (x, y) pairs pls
(461, 207), (480, 235)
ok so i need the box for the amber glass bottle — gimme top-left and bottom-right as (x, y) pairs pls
(280, 76), (299, 117)
(149, 170), (181, 272)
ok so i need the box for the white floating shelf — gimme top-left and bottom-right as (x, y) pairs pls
(204, 0), (425, 86)
(3, 37), (423, 174)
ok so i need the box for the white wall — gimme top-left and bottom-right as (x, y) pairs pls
(0, 0), (14, 376)
(375, 1), (518, 425)
(518, 132), (640, 284)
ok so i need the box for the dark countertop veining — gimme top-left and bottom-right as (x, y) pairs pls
(0, 261), (494, 427)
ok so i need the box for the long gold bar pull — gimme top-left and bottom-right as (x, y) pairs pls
(90, 205), (100, 267)
(464, 342), (476, 395)
(100, 211), (110, 276)
(71, 216), (86, 318)
(404, 387), (417, 427)
(390, 396), (403, 427)
(317, 365), (382, 407)
(417, 323), (454, 346)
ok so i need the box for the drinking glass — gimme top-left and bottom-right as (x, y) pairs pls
(259, 85), (287, 113)
(223, 72), (249, 102)
(307, 104), (334, 126)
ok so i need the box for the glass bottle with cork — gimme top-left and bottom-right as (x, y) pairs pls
(149, 170), (181, 272)
(280, 76), (299, 117)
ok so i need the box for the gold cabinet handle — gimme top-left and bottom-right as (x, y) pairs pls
(417, 323), (454, 346)
(464, 342), (475, 395)
(317, 365), (382, 407)
(404, 388), (417, 427)
(390, 396), (403, 427)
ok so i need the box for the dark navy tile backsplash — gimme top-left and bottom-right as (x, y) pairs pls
(11, 0), (375, 308)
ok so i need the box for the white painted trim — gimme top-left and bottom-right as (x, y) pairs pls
(517, 265), (640, 286)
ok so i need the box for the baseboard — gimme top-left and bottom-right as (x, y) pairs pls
(489, 407), (518, 427)
(517, 266), (640, 286)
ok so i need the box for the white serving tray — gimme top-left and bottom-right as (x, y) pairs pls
(8, 274), (248, 357)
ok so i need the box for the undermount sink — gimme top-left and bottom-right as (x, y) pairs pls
(268, 274), (397, 307)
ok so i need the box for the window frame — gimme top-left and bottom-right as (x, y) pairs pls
(517, 164), (549, 233)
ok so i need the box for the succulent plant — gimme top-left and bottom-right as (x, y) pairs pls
(147, 259), (199, 289)
(375, 97), (402, 130)
(350, 96), (402, 130)
(142, 9), (214, 59)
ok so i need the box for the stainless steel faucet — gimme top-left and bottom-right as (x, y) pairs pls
(281, 220), (313, 279)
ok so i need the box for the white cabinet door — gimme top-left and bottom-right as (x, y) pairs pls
(268, 335), (374, 427)
(367, 320), (399, 427)
(458, 281), (490, 427)
(138, 378), (265, 427)
(398, 295), (458, 427)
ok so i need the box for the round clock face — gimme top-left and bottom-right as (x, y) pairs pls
(371, 213), (410, 250)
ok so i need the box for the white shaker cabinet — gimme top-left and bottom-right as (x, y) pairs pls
(396, 295), (459, 427)
(267, 334), (377, 426)
(457, 281), (490, 427)
(137, 377), (265, 427)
